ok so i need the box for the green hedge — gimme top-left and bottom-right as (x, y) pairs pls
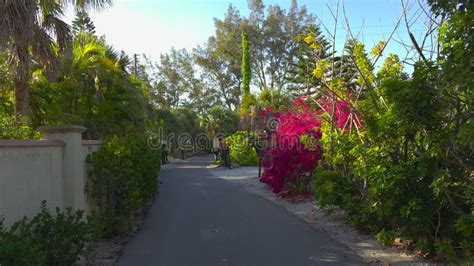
(225, 131), (258, 166)
(0, 115), (40, 140)
(0, 201), (101, 265)
(0, 134), (162, 264)
(87, 134), (161, 236)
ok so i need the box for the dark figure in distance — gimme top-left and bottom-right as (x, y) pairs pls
(221, 140), (231, 169)
(162, 144), (169, 164)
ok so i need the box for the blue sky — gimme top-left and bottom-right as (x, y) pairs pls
(68, 0), (431, 64)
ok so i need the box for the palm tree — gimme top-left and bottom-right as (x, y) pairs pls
(199, 113), (221, 139)
(30, 31), (147, 139)
(0, 0), (112, 117)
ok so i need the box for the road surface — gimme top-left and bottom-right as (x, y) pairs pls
(118, 156), (364, 266)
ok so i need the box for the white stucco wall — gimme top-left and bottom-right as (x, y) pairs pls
(0, 141), (64, 227)
(0, 126), (102, 228)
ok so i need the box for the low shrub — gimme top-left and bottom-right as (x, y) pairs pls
(225, 131), (258, 166)
(311, 58), (474, 261)
(312, 166), (358, 212)
(0, 201), (101, 265)
(87, 134), (161, 236)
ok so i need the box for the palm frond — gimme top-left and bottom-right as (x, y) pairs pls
(1, 0), (36, 43)
(42, 15), (72, 50)
(38, 0), (64, 18)
(60, 0), (112, 12)
(31, 24), (58, 74)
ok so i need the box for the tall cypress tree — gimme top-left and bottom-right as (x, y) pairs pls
(241, 31), (251, 96)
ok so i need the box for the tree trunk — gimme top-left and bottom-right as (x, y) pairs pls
(13, 44), (31, 117)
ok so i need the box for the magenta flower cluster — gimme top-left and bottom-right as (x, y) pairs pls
(260, 96), (359, 194)
(260, 97), (322, 193)
(320, 98), (362, 129)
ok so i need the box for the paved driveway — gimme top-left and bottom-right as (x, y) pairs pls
(118, 156), (364, 266)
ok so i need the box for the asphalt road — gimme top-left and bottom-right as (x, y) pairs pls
(118, 156), (365, 266)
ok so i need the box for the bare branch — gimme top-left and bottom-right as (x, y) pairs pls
(417, 0), (439, 26)
(371, 11), (404, 67)
(329, 0), (340, 80)
(401, 0), (428, 63)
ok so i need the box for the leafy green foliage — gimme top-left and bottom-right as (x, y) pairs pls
(87, 135), (161, 236)
(312, 167), (358, 213)
(376, 229), (399, 246)
(240, 93), (257, 116)
(0, 201), (101, 265)
(435, 238), (457, 262)
(29, 32), (149, 139)
(246, 0), (318, 91)
(225, 131), (258, 166)
(155, 48), (198, 109)
(0, 115), (40, 140)
(304, 2), (474, 261)
(310, 41), (473, 263)
(0, 88), (40, 139)
(72, 11), (96, 35)
(288, 26), (356, 97)
(257, 88), (290, 113)
(193, 35), (241, 111)
(0, 51), (11, 95)
(313, 60), (473, 261)
(0, 0), (111, 116)
(199, 106), (239, 138)
(0, 52), (40, 139)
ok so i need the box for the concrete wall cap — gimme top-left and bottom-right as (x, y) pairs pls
(38, 125), (87, 134)
(0, 140), (65, 148)
(82, 140), (103, 145)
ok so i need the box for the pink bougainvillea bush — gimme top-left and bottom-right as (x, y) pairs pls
(260, 97), (322, 194)
(260, 95), (360, 195)
(320, 97), (362, 130)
